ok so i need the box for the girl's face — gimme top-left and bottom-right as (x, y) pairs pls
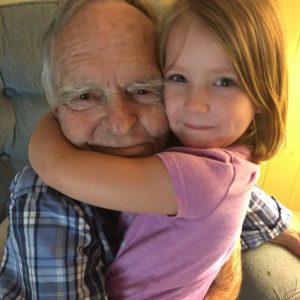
(164, 14), (256, 149)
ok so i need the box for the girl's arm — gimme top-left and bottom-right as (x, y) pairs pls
(29, 113), (177, 215)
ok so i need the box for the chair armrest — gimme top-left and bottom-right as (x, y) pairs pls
(0, 218), (8, 261)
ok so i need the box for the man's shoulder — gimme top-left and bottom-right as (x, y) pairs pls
(11, 161), (57, 198)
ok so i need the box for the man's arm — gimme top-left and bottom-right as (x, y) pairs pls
(272, 211), (300, 256)
(0, 162), (108, 299)
(204, 241), (242, 300)
(242, 185), (300, 257)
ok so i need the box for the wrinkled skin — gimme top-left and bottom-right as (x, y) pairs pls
(52, 1), (170, 158)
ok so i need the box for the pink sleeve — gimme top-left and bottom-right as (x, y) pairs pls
(157, 149), (257, 220)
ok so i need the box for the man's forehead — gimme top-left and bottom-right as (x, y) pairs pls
(51, 1), (160, 92)
(53, 1), (157, 62)
(61, 1), (155, 37)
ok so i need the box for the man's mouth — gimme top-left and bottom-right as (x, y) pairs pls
(87, 143), (154, 157)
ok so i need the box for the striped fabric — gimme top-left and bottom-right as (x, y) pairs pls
(241, 185), (292, 249)
(0, 161), (114, 299)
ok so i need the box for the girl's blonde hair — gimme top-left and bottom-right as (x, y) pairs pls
(159, 0), (288, 163)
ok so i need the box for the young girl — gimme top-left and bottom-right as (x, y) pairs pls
(29, 0), (287, 299)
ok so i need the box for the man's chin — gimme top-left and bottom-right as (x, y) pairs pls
(88, 143), (158, 158)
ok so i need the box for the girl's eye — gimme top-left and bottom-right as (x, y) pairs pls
(167, 74), (188, 83)
(214, 77), (236, 87)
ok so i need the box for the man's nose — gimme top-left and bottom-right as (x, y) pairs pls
(100, 95), (137, 135)
(185, 88), (210, 114)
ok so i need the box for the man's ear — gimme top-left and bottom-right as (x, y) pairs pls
(52, 107), (59, 118)
(0, 95), (16, 152)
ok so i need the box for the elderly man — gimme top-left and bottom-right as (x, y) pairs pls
(0, 0), (298, 299)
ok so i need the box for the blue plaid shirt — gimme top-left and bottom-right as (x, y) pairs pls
(0, 162), (117, 299)
(241, 185), (291, 249)
(0, 162), (292, 299)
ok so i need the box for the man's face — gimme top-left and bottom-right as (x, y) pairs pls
(52, 1), (170, 157)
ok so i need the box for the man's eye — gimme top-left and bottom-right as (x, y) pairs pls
(78, 93), (92, 100)
(130, 89), (161, 105)
(136, 89), (149, 95)
(166, 74), (187, 83)
(66, 92), (100, 111)
(130, 89), (151, 98)
(214, 78), (236, 87)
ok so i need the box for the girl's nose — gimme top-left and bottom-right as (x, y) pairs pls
(184, 89), (210, 113)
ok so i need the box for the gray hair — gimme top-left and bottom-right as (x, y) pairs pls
(41, 0), (165, 109)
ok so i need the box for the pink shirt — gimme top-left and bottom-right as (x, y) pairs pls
(107, 146), (259, 299)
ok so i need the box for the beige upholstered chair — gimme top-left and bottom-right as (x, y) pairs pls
(0, 2), (299, 300)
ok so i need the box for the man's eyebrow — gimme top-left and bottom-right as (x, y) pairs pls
(125, 78), (164, 95)
(56, 79), (165, 105)
(57, 83), (107, 105)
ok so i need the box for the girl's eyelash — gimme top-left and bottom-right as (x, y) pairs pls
(165, 74), (187, 83)
(214, 77), (238, 87)
(164, 73), (239, 87)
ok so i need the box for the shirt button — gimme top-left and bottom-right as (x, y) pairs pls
(2, 87), (17, 98)
(0, 152), (11, 162)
